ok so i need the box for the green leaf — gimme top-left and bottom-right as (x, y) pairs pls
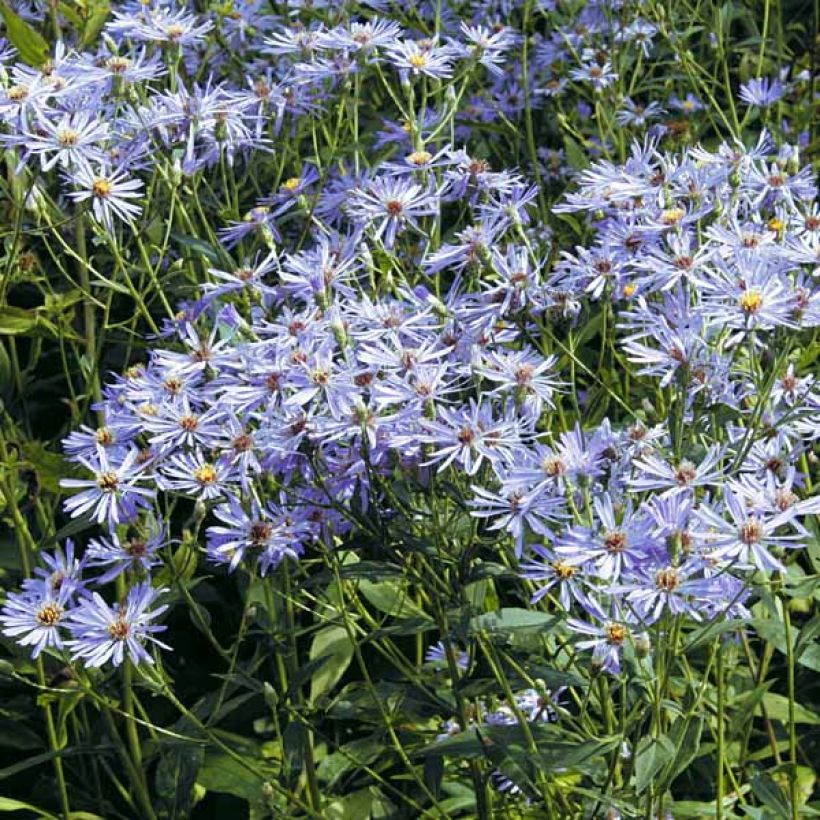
(683, 618), (744, 650)
(750, 771), (790, 817)
(469, 608), (559, 635)
(173, 234), (221, 262)
(80, 2), (110, 48)
(197, 751), (268, 801)
(661, 715), (704, 788)
(562, 134), (589, 170)
(155, 742), (203, 819)
(324, 788), (374, 820)
(761, 692), (820, 725)
(309, 625), (354, 704)
(19, 441), (69, 495)
(0, 307), (37, 336)
(358, 579), (428, 620)
(0, 798), (57, 818)
(754, 617), (820, 673)
(634, 735), (675, 794)
(0, 4), (48, 66)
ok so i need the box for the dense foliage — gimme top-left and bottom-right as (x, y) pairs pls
(0, 0), (818, 817)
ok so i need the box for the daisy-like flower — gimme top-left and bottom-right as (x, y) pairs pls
(700, 259), (796, 342)
(414, 399), (523, 477)
(567, 601), (638, 675)
(346, 175), (439, 248)
(424, 640), (469, 671)
(24, 112), (108, 174)
(519, 543), (587, 611)
(469, 482), (564, 554)
(60, 448), (155, 527)
(477, 348), (561, 415)
(86, 525), (165, 584)
(629, 445), (725, 496)
(454, 23), (516, 77)
(386, 38), (454, 80)
(0, 584), (72, 658)
(157, 451), (235, 501)
(692, 488), (802, 573)
(569, 58), (618, 91)
(206, 498), (308, 573)
(67, 166), (143, 229)
(117, 8), (213, 47)
(554, 494), (657, 582)
(739, 77), (784, 107)
(66, 583), (169, 668)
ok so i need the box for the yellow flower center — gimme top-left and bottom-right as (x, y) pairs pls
(660, 207), (685, 225)
(739, 289), (763, 314)
(407, 150), (432, 166)
(408, 54), (427, 69)
(194, 463), (218, 485)
(605, 623), (627, 645)
(282, 176), (301, 192)
(96, 471), (119, 492)
(57, 128), (80, 147)
(36, 603), (63, 626)
(107, 617), (130, 640)
(92, 178), (112, 198)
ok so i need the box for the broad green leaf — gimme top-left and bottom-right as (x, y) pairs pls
(0, 4), (48, 66)
(661, 715), (704, 788)
(197, 751), (269, 801)
(761, 692), (820, 725)
(324, 788), (373, 820)
(563, 134), (589, 170)
(309, 625), (354, 704)
(80, 3), (110, 48)
(754, 618), (820, 673)
(155, 742), (203, 818)
(751, 771), (790, 817)
(0, 307), (37, 336)
(469, 608), (559, 635)
(634, 735), (675, 794)
(358, 579), (428, 619)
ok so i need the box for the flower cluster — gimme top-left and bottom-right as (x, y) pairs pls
(0, 0), (817, 811)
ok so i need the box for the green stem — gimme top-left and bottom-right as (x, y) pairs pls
(782, 594), (799, 819)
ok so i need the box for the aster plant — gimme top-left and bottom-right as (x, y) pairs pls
(0, 0), (817, 818)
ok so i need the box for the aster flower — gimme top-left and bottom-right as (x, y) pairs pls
(519, 543), (587, 611)
(157, 451), (235, 501)
(117, 8), (214, 47)
(692, 489), (802, 573)
(60, 448), (155, 527)
(24, 112), (108, 174)
(346, 176), (439, 248)
(414, 399), (523, 477)
(24, 541), (87, 600)
(629, 446), (725, 496)
(425, 640), (469, 671)
(453, 23), (516, 77)
(66, 583), (169, 668)
(386, 38), (454, 80)
(206, 498), (308, 573)
(67, 166), (143, 229)
(739, 77), (784, 107)
(86, 525), (165, 584)
(567, 601), (638, 676)
(477, 348), (561, 415)
(554, 495), (657, 582)
(468, 483), (564, 555)
(569, 58), (618, 91)
(0, 584), (72, 659)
